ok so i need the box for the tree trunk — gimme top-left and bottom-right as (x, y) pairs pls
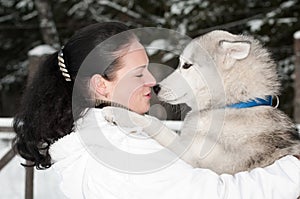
(34, 0), (60, 49)
(294, 31), (300, 123)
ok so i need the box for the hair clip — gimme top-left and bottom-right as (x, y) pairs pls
(58, 47), (72, 82)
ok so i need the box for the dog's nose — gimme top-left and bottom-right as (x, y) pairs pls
(153, 84), (161, 94)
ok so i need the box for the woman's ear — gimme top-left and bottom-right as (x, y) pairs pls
(90, 74), (109, 98)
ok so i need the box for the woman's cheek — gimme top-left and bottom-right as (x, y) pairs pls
(110, 76), (144, 105)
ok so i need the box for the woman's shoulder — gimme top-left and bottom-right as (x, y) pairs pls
(48, 131), (89, 170)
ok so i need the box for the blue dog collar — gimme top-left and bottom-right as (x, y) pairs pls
(226, 96), (273, 109)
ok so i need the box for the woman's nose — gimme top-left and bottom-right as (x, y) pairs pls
(144, 71), (156, 87)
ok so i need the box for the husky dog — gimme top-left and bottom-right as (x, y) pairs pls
(104, 30), (300, 175)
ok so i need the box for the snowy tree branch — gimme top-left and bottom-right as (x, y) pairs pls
(0, 14), (15, 23)
(81, 0), (118, 23)
(135, 5), (166, 25)
(190, 2), (297, 37)
(190, 13), (264, 37)
(34, 0), (60, 48)
(96, 0), (141, 19)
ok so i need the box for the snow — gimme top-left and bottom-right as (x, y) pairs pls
(0, 116), (65, 198)
(249, 13), (296, 28)
(170, 1), (197, 15)
(0, 61), (27, 85)
(0, 118), (13, 127)
(281, 0), (295, 8)
(98, 0), (141, 19)
(183, 5), (194, 15)
(162, 52), (175, 62)
(294, 31), (300, 39)
(146, 39), (170, 56)
(16, 0), (34, 10)
(28, 45), (56, 57)
(0, 0), (14, 7)
(0, 118), (14, 139)
(0, 149), (25, 199)
(22, 10), (38, 21)
(0, 75), (16, 85)
(0, 14), (14, 23)
(177, 19), (188, 35)
(247, 19), (263, 32)
(0, 140), (66, 199)
(259, 35), (271, 43)
(170, 2), (184, 15)
(266, 0), (295, 19)
(68, 1), (86, 16)
(277, 17), (297, 24)
(0, 119), (183, 198)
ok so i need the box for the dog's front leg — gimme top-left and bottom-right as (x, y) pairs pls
(102, 107), (183, 153)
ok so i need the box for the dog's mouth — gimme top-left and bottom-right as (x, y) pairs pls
(161, 93), (188, 104)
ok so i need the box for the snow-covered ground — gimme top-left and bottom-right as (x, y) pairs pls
(0, 139), (66, 199)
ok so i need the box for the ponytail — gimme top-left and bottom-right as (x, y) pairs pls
(13, 52), (75, 169)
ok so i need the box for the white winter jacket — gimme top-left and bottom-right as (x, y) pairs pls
(49, 108), (300, 199)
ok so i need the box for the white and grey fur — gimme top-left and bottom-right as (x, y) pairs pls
(154, 30), (300, 174)
(103, 30), (300, 175)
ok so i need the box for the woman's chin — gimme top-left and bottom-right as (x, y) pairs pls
(131, 104), (150, 115)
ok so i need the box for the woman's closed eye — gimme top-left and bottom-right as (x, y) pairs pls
(132, 65), (147, 78)
(134, 69), (146, 78)
(135, 74), (143, 77)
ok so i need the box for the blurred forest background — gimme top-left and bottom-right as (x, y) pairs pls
(0, 0), (299, 118)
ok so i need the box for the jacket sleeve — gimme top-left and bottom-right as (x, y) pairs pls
(201, 155), (300, 199)
(217, 155), (300, 198)
(145, 155), (300, 199)
(83, 154), (300, 199)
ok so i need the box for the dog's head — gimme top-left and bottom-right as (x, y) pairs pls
(155, 30), (280, 111)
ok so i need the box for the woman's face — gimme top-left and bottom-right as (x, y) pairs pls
(106, 41), (156, 114)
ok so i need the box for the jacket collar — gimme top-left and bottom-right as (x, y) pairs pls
(49, 108), (101, 162)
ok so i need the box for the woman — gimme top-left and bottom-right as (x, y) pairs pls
(13, 22), (300, 198)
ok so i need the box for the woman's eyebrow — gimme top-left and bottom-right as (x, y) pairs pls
(133, 65), (147, 71)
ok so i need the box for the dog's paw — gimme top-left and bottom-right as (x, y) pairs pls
(102, 107), (116, 124)
(102, 106), (149, 128)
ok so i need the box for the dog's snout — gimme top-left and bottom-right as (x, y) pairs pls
(153, 84), (161, 94)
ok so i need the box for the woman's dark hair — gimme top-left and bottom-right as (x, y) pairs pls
(13, 22), (136, 169)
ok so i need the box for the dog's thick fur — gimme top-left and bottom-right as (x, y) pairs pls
(153, 30), (300, 174)
(103, 30), (300, 175)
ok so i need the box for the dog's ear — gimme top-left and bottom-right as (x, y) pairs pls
(219, 40), (251, 68)
(219, 40), (251, 60)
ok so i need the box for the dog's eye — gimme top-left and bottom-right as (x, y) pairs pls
(182, 63), (193, 69)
